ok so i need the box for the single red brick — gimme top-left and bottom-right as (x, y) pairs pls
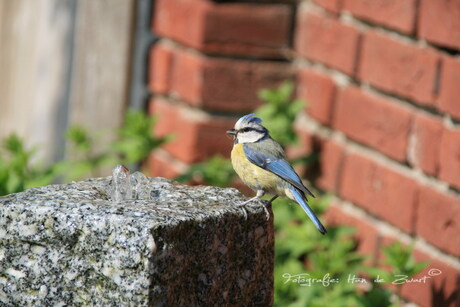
(312, 0), (342, 14)
(148, 43), (174, 94)
(418, 0), (460, 51)
(148, 150), (182, 179)
(317, 139), (344, 192)
(358, 31), (439, 106)
(150, 98), (199, 163)
(297, 68), (336, 125)
(402, 249), (460, 307)
(203, 3), (292, 58)
(153, 0), (210, 49)
(439, 128), (460, 190)
(153, 0), (292, 59)
(438, 56), (460, 120)
(149, 97), (235, 164)
(333, 86), (412, 162)
(343, 0), (416, 34)
(339, 153), (418, 233)
(295, 9), (360, 75)
(416, 187), (460, 258)
(169, 50), (204, 105)
(165, 48), (293, 112)
(200, 57), (294, 112)
(408, 113), (443, 176)
(324, 201), (379, 257)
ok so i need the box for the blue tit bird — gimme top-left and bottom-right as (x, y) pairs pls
(226, 114), (327, 235)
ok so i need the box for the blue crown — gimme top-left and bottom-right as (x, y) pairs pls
(236, 113), (262, 127)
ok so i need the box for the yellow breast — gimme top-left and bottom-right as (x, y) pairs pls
(231, 144), (286, 195)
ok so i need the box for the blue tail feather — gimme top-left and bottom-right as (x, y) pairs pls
(290, 188), (327, 235)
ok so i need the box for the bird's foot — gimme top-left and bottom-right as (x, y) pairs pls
(239, 199), (273, 221)
(239, 198), (255, 206)
(237, 201), (251, 220)
(260, 200), (272, 221)
(239, 206), (248, 220)
(238, 198), (264, 220)
(238, 192), (272, 220)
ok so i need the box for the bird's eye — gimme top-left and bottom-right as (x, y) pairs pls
(240, 127), (252, 133)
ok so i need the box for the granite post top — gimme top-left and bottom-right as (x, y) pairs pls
(0, 176), (262, 226)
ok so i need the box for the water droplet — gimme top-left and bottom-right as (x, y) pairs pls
(130, 171), (148, 199)
(110, 165), (132, 202)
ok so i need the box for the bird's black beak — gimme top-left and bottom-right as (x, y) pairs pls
(226, 129), (237, 135)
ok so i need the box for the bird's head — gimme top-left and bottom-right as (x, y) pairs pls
(226, 113), (269, 144)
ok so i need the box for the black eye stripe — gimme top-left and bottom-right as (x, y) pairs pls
(239, 127), (265, 133)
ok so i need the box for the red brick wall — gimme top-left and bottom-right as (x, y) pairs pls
(148, 1), (460, 305)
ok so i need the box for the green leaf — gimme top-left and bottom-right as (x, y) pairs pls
(66, 126), (92, 152)
(112, 111), (169, 165)
(255, 81), (305, 147)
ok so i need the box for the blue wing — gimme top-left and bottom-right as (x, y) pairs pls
(243, 143), (315, 198)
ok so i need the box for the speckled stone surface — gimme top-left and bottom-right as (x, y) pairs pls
(0, 177), (273, 306)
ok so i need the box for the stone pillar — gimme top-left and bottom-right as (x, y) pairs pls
(0, 177), (273, 306)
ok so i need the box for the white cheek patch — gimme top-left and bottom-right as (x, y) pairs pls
(237, 131), (263, 143)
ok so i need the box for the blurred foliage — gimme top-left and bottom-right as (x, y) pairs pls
(256, 81), (304, 147)
(0, 135), (58, 195)
(59, 110), (169, 182)
(176, 81), (428, 306)
(273, 197), (428, 307)
(176, 155), (235, 187)
(0, 110), (168, 196)
(362, 242), (429, 307)
(113, 111), (169, 164)
(368, 242), (429, 281)
(272, 196), (363, 307)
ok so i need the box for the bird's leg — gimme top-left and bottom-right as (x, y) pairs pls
(239, 190), (265, 206)
(237, 190), (264, 220)
(239, 191), (277, 220)
(264, 195), (278, 206)
(260, 195), (278, 220)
